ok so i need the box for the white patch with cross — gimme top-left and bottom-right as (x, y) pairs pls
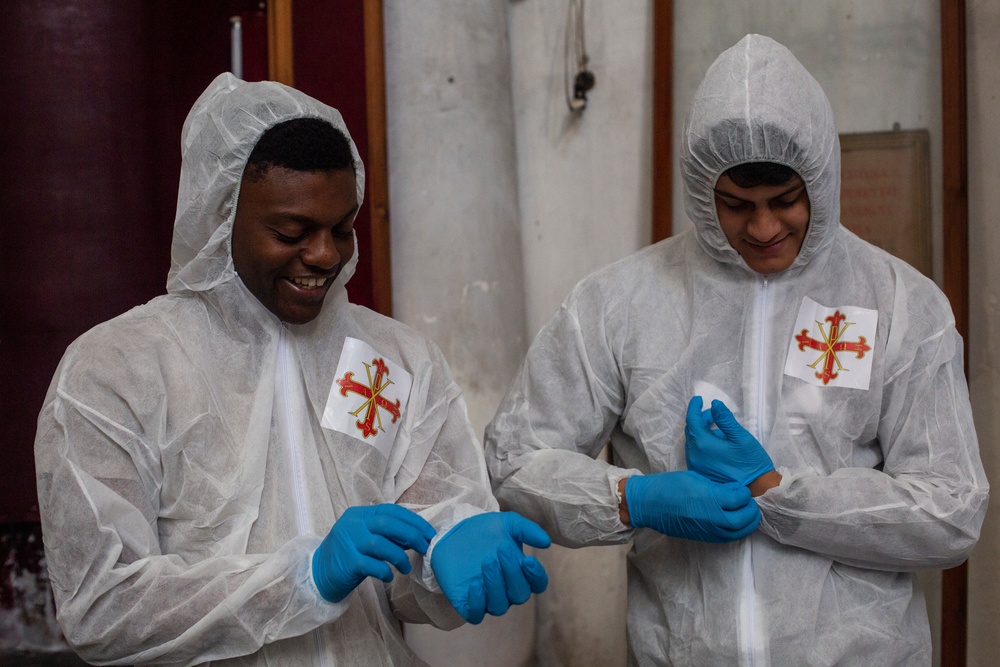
(783, 297), (878, 390)
(322, 337), (413, 457)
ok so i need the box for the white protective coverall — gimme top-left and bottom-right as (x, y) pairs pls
(485, 34), (988, 665)
(34, 74), (496, 666)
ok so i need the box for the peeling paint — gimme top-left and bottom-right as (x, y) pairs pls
(461, 280), (495, 304)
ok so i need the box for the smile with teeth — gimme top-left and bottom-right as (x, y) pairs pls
(290, 276), (328, 289)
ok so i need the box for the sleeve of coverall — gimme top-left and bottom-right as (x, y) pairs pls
(756, 282), (989, 571)
(485, 284), (641, 548)
(34, 380), (348, 666)
(386, 341), (503, 629)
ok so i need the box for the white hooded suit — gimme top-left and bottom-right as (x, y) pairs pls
(485, 35), (987, 665)
(34, 74), (496, 666)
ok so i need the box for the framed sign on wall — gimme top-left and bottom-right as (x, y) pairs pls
(839, 129), (932, 277)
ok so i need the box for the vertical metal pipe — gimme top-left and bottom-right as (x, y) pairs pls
(230, 16), (243, 79)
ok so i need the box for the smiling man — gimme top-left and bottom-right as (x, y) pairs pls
(712, 163), (809, 275)
(231, 120), (361, 325)
(34, 75), (549, 666)
(485, 34), (987, 665)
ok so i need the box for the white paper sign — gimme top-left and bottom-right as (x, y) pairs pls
(783, 297), (878, 390)
(322, 337), (413, 458)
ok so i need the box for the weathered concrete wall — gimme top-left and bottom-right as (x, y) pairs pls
(382, 2), (535, 665)
(508, 0), (653, 335)
(505, 2), (653, 665)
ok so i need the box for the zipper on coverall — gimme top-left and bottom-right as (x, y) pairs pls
(277, 326), (334, 666)
(739, 276), (770, 667)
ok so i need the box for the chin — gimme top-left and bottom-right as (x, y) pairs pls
(282, 312), (322, 325)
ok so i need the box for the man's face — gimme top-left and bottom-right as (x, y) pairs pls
(713, 172), (811, 275)
(231, 166), (358, 324)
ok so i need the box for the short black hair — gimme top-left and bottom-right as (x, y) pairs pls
(723, 162), (798, 188)
(244, 117), (355, 182)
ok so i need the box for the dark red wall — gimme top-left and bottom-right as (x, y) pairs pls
(1, 1), (375, 523)
(0, 0), (267, 522)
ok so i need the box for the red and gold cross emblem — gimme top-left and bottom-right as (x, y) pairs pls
(794, 310), (871, 385)
(336, 358), (402, 439)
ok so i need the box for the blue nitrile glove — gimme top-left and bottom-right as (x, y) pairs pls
(430, 512), (551, 624)
(312, 504), (436, 603)
(624, 471), (760, 542)
(685, 396), (775, 486)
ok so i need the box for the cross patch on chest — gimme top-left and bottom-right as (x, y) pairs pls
(783, 297), (878, 390)
(322, 337), (413, 457)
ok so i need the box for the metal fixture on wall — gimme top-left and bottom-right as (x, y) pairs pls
(565, 0), (594, 112)
(230, 16), (243, 78)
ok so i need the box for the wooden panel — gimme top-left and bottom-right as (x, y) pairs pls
(939, 0), (969, 663)
(268, 0), (295, 86)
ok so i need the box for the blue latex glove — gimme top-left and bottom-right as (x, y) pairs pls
(624, 471), (760, 542)
(430, 512), (551, 624)
(685, 396), (775, 486)
(312, 504), (436, 603)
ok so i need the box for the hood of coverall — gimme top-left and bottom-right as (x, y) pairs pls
(681, 34), (840, 274)
(166, 73), (364, 304)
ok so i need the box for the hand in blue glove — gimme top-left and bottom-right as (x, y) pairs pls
(624, 470), (760, 542)
(430, 512), (551, 624)
(685, 396), (775, 486)
(312, 504), (436, 603)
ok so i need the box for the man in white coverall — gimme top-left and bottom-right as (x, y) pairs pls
(34, 74), (550, 666)
(485, 34), (988, 665)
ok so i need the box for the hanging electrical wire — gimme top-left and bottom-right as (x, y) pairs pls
(565, 0), (595, 112)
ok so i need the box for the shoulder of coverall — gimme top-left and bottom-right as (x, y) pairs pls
(680, 33), (841, 275)
(551, 238), (686, 340)
(41, 297), (177, 401)
(346, 302), (458, 375)
(165, 73), (366, 296)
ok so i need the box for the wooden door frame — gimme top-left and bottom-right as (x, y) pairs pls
(651, 3), (970, 664)
(939, 4), (969, 665)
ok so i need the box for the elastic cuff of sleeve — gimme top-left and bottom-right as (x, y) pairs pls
(611, 475), (625, 505)
(306, 553), (328, 602)
(420, 506), (486, 592)
(424, 524), (456, 576)
(608, 468), (643, 529)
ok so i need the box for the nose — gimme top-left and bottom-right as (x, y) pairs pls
(746, 205), (781, 242)
(301, 231), (339, 270)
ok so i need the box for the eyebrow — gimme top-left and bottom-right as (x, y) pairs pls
(713, 181), (806, 202)
(271, 204), (360, 226)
